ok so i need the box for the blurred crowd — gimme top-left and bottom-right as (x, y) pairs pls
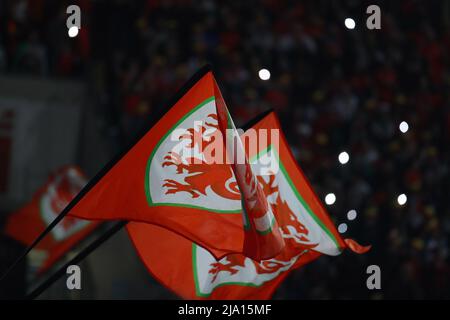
(1, 0), (449, 299)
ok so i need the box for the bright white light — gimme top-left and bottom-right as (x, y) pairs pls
(258, 68), (271, 81)
(345, 18), (356, 29)
(399, 121), (409, 133)
(325, 193), (336, 205)
(338, 223), (348, 234)
(397, 193), (407, 206)
(338, 151), (350, 164)
(347, 209), (357, 221)
(68, 26), (79, 38)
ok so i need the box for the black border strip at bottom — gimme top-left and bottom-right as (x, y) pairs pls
(0, 300), (439, 318)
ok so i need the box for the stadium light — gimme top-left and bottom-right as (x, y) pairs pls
(258, 68), (271, 81)
(347, 209), (357, 221)
(345, 18), (356, 29)
(338, 223), (348, 233)
(325, 193), (336, 205)
(338, 151), (350, 164)
(68, 26), (79, 37)
(399, 121), (409, 133)
(397, 193), (407, 206)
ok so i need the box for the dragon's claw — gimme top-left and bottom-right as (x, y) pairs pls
(163, 179), (199, 198)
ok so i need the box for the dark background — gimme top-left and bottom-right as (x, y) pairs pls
(0, 0), (449, 299)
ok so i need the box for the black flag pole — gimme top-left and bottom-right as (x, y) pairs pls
(0, 65), (213, 286)
(27, 220), (128, 300)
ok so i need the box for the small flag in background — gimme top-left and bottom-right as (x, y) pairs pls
(127, 111), (370, 299)
(4, 166), (100, 274)
(66, 67), (284, 261)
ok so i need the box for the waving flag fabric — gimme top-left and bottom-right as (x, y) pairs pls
(127, 112), (370, 299)
(212, 78), (284, 260)
(4, 166), (100, 274)
(65, 67), (283, 260)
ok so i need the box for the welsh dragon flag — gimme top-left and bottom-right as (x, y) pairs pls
(67, 67), (283, 261)
(4, 166), (100, 274)
(127, 111), (370, 299)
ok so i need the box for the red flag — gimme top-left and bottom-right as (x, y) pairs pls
(127, 111), (370, 299)
(66, 68), (284, 260)
(4, 166), (100, 274)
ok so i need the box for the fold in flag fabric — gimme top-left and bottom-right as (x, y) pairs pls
(66, 67), (283, 260)
(127, 111), (370, 299)
(4, 166), (100, 274)
(212, 78), (284, 260)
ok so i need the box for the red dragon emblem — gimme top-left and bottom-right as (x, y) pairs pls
(161, 114), (240, 200)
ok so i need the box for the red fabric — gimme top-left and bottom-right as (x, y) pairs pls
(344, 239), (371, 254)
(213, 78), (285, 260)
(128, 223), (321, 299)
